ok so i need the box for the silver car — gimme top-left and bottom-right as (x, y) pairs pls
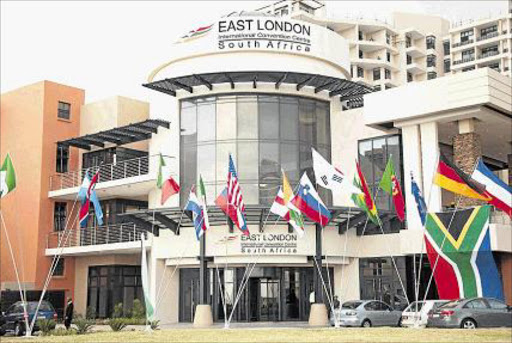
(427, 297), (512, 329)
(330, 300), (402, 327)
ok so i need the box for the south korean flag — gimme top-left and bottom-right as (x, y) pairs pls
(312, 148), (362, 195)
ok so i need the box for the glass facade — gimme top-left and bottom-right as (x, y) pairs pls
(180, 94), (332, 206)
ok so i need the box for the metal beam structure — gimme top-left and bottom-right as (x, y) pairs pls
(193, 74), (213, 90)
(57, 119), (170, 150)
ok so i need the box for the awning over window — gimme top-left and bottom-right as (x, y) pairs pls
(143, 71), (373, 102)
(119, 205), (398, 237)
(57, 119), (170, 150)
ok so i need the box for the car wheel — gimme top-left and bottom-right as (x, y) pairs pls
(14, 322), (24, 337)
(461, 318), (477, 329)
(397, 318), (403, 327)
(362, 319), (372, 328)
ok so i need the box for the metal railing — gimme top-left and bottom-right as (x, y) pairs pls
(452, 39), (474, 48)
(477, 31), (499, 41)
(453, 56), (475, 65)
(479, 50), (500, 59)
(46, 223), (149, 249)
(50, 155), (149, 191)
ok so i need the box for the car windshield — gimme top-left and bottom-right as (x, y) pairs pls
(438, 299), (462, 309)
(405, 301), (425, 312)
(342, 301), (362, 309)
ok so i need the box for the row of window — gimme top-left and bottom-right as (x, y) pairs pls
(358, 50), (392, 63)
(405, 35), (436, 50)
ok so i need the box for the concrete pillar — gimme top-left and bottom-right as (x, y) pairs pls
(420, 122), (442, 212)
(452, 119), (482, 207)
(402, 124), (424, 230)
(309, 224), (328, 326)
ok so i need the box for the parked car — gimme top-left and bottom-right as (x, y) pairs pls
(427, 297), (512, 329)
(0, 301), (57, 336)
(330, 300), (402, 327)
(401, 300), (447, 328)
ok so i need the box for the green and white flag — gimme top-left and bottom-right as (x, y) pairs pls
(197, 175), (210, 230)
(140, 234), (154, 320)
(0, 154), (16, 198)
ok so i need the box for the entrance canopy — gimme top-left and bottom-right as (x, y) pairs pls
(56, 119), (170, 150)
(119, 205), (398, 237)
(143, 71), (373, 102)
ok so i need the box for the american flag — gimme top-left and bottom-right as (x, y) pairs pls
(226, 154), (249, 235)
(227, 154), (245, 212)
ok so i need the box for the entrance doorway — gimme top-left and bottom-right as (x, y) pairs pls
(248, 278), (280, 321)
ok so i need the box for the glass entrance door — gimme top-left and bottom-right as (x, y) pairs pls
(248, 278), (280, 321)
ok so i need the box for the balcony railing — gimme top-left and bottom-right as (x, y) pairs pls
(478, 50), (500, 59)
(453, 56), (475, 65)
(50, 155), (149, 191)
(452, 39), (474, 48)
(477, 31), (499, 41)
(46, 223), (149, 249)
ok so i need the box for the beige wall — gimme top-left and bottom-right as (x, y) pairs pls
(73, 254), (139, 316)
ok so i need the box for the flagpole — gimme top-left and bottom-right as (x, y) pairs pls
(0, 211), (31, 335)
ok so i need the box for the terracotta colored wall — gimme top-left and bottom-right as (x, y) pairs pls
(500, 253), (512, 305)
(1, 81), (84, 300)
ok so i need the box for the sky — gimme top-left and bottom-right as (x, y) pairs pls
(1, 0), (509, 115)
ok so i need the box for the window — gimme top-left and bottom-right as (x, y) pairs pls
(54, 202), (67, 232)
(386, 51), (391, 62)
(462, 66), (476, 72)
(481, 25), (497, 38)
(462, 48), (475, 62)
(357, 67), (364, 78)
(407, 72), (413, 82)
(426, 35), (436, 50)
(180, 95), (331, 206)
(427, 72), (437, 80)
(464, 299), (488, 309)
(358, 30), (363, 41)
(358, 135), (403, 228)
(405, 35), (411, 48)
(373, 85), (381, 92)
(373, 68), (381, 80)
(53, 259), (65, 276)
(481, 45), (499, 58)
(443, 41), (450, 55)
(359, 50), (364, 59)
(57, 101), (71, 120)
(444, 59), (451, 73)
(427, 54), (436, 68)
(487, 299), (507, 309)
(460, 29), (474, 43)
(386, 32), (391, 45)
(56, 145), (69, 173)
(406, 54), (412, 65)
(488, 63), (500, 71)
(364, 301), (379, 311)
(384, 69), (391, 80)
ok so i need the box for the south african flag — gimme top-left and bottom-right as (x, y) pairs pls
(425, 205), (504, 300)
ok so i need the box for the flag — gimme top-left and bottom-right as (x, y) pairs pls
(434, 154), (491, 201)
(185, 187), (208, 240)
(379, 158), (405, 221)
(411, 174), (427, 226)
(471, 158), (512, 217)
(157, 154), (180, 205)
(351, 161), (380, 225)
(270, 171), (305, 237)
(226, 155), (249, 236)
(215, 186), (248, 235)
(140, 234), (154, 320)
(311, 148), (362, 195)
(78, 171), (103, 228)
(291, 173), (331, 226)
(425, 205), (504, 300)
(177, 24), (213, 43)
(0, 154), (16, 198)
(197, 175), (210, 229)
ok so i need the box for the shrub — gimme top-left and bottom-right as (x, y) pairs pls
(73, 319), (94, 335)
(131, 299), (145, 319)
(49, 328), (77, 336)
(149, 320), (160, 330)
(108, 318), (128, 332)
(37, 319), (56, 336)
(86, 306), (96, 320)
(113, 303), (124, 318)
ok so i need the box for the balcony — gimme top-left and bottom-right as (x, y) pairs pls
(452, 39), (474, 48)
(48, 155), (167, 200)
(46, 224), (152, 256)
(478, 50), (500, 59)
(477, 31), (499, 42)
(453, 56), (475, 65)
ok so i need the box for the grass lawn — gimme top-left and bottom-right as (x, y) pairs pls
(1, 327), (511, 343)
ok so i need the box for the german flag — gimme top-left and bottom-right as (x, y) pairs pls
(434, 154), (491, 201)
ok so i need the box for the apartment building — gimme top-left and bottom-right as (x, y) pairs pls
(1, 8), (511, 325)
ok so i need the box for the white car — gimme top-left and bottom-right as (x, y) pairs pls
(401, 300), (448, 328)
